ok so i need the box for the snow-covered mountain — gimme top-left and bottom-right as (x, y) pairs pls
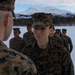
(15, 6), (75, 18)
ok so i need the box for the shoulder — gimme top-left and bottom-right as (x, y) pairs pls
(53, 44), (70, 56)
(23, 32), (28, 35)
(10, 37), (15, 41)
(19, 37), (24, 40)
(0, 45), (37, 74)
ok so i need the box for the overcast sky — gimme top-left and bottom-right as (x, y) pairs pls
(14, 0), (75, 13)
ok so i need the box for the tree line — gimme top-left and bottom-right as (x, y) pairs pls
(14, 16), (75, 26)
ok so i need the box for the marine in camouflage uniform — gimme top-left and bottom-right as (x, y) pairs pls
(22, 12), (74, 75)
(0, 41), (37, 75)
(55, 29), (69, 51)
(0, 0), (37, 75)
(9, 28), (26, 52)
(62, 29), (73, 53)
(23, 25), (35, 45)
(25, 38), (74, 75)
(49, 25), (63, 45)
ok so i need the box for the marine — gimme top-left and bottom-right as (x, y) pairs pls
(9, 28), (26, 52)
(23, 25), (35, 45)
(0, 0), (37, 75)
(61, 28), (73, 53)
(22, 12), (74, 75)
(55, 29), (69, 51)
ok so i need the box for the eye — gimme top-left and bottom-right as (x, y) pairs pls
(41, 27), (45, 30)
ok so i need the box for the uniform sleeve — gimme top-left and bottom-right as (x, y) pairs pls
(68, 37), (73, 53)
(61, 51), (74, 75)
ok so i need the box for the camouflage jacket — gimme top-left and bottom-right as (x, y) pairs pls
(23, 32), (35, 45)
(9, 36), (26, 52)
(50, 35), (69, 52)
(61, 35), (73, 53)
(0, 0), (15, 11)
(61, 37), (69, 51)
(49, 35), (63, 45)
(22, 37), (74, 75)
(0, 41), (37, 75)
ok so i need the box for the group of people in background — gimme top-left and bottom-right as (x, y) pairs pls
(49, 25), (73, 53)
(9, 25), (35, 53)
(9, 24), (73, 55)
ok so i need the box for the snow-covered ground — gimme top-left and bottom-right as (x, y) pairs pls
(4, 26), (75, 73)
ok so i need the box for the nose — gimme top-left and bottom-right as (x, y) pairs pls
(36, 29), (42, 34)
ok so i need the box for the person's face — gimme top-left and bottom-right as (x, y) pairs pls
(62, 32), (66, 36)
(27, 26), (32, 32)
(14, 31), (19, 37)
(33, 25), (50, 42)
(49, 28), (54, 35)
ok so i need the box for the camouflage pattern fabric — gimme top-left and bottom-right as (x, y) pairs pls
(0, 41), (37, 75)
(31, 13), (53, 27)
(62, 35), (73, 53)
(61, 37), (69, 51)
(50, 34), (69, 52)
(49, 35), (63, 45)
(23, 32), (35, 45)
(9, 37), (26, 52)
(0, 0), (15, 11)
(23, 37), (74, 75)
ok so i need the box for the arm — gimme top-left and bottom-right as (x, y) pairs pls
(68, 37), (73, 53)
(61, 50), (74, 75)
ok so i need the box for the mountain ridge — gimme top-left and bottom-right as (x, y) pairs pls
(15, 6), (75, 19)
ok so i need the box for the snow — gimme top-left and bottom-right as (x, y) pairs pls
(19, 6), (74, 17)
(4, 26), (75, 73)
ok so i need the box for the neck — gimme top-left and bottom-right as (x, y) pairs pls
(50, 33), (54, 37)
(37, 38), (49, 49)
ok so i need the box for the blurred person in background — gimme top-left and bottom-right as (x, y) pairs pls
(23, 24), (35, 45)
(62, 28), (73, 53)
(49, 25), (63, 45)
(55, 29), (69, 51)
(9, 28), (26, 52)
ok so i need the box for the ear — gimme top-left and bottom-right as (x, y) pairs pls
(4, 14), (10, 26)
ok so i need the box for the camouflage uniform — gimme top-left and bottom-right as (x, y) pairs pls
(55, 29), (69, 51)
(62, 35), (73, 53)
(61, 37), (69, 51)
(50, 34), (63, 45)
(50, 34), (69, 52)
(23, 31), (35, 45)
(0, 40), (37, 75)
(52, 35), (69, 52)
(9, 37), (26, 52)
(22, 13), (74, 75)
(62, 29), (73, 53)
(23, 37), (74, 75)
